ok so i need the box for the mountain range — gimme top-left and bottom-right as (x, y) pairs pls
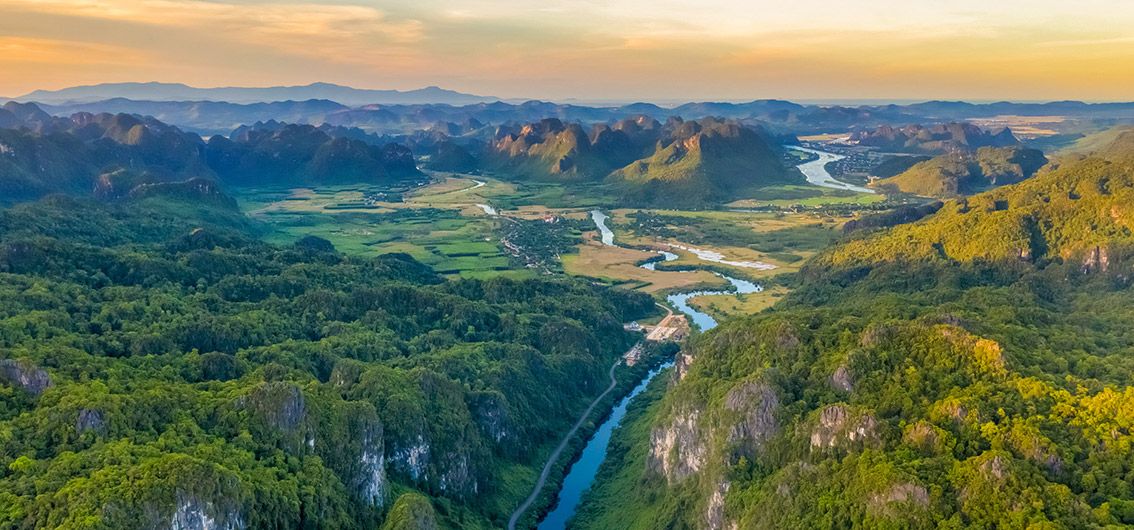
(850, 122), (1020, 154)
(14, 82), (500, 106)
(0, 102), (419, 202)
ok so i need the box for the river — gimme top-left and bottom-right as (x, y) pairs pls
(535, 360), (673, 529)
(788, 146), (875, 194)
(527, 212), (760, 529)
(590, 210), (615, 246)
(533, 148), (854, 527)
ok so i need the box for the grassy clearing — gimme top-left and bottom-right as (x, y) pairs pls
(727, 184), (886, 208)
(688, 284), (790, 320)
(608, 208), (841, 278)
(562, 238), (726, 294)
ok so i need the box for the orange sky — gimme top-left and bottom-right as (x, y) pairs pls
(2, 0), (1133, 102)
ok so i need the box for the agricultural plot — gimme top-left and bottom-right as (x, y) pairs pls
(234, 185), (522, 278)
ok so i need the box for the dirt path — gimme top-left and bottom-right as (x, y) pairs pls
(507, 357), (622, 530)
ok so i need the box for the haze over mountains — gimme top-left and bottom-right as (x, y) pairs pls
(8, 82), (1134, 139)
(7, 72), (1134, 529)
(13, 82), (501, 106)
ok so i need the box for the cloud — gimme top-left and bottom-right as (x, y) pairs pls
(0, 0), (1131, 100)
(1, 0), (425, 57)
(0, 35), (151, 66)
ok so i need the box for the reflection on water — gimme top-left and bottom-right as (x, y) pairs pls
(536, 361), (674, 529)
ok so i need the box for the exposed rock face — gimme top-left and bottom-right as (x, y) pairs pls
(705, 480), (739, 530)
(0, 358), (51, 395)
(392, 434), (431, 483)
(674, 353), (696, 382)
(724, 382), (780, 457)
(648, 406), (707, 484)
(242, 382), (309, 454)
(830, 365), (853, 393)
(980, 454), (1009, 481)
(809, 405), (880, 451)
(389, 432), (479, 497)
(438, 451), (476, 495)
(1082, 246), (1110, 273)
(247, 383), (306, 434)
(358, 430), (388, 508)
(868, 483), (930, 517)
(76, 408), (106, 434)
(469, 392), (511, 445)
(169, 495), (244, 530)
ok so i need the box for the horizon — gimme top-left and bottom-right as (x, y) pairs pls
(2, 0), (1133, 102)
(7, 80), (1134, 108)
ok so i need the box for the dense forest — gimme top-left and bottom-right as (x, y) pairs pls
(573, 133), (1134, 528)
(0, 186), (658, 529)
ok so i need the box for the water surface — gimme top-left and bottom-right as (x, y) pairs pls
(536, 361), (673, 529)
(789, 146), (875, 194)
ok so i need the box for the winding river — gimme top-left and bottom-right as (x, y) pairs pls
(529, 147), (854, 527)
(788, 146), (875, 194)
(524, 211), (761, 529)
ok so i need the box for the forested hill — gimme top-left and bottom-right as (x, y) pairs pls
(573, 134), (1134, 528)
(0, 189), (657, 529)
(0, 102), (421, 203)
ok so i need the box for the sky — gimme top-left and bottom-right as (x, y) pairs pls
(2, 0), (1133, 102)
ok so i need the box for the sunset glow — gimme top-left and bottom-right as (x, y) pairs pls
(2, 0), (1133, 101)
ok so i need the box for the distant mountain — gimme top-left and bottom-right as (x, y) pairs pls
(469, 115), (798, 205)
(484, 117), (657, 181)
(851, 123), (1019, 154)
(206, 123), (418, 185)
(0, 103), (420, 201)
(17, 82), (499, 106)
(873, 146), (1048, 197)
(36, 98), (351, 136)
(0, 102), (212, 201)
(609, 117), (802, 206)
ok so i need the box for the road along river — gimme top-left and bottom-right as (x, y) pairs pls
(512, 212), (761, 529)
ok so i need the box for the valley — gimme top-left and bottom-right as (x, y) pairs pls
(4, 74), (1134, 530)
(220, 150), (870, 530)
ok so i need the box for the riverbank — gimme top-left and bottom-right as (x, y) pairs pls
(509, 344), (677, 529)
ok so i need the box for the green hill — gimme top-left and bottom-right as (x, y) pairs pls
(873, 146), (1048, 197)
(609, 118), (803, 207)
(0, 104), (422, 202)
(573, 132), (1134, 529)
(0, 193), (659, 529)
(485, 118), (643, 181)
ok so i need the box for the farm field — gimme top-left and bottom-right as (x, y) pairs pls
(725, 184), (886, 208)
(235, 185), (524, 278)
(234, 177), (867, 313)
(562, 237), (727, 293)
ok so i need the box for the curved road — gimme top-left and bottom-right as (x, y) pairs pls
(508, 358), (623, 530)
